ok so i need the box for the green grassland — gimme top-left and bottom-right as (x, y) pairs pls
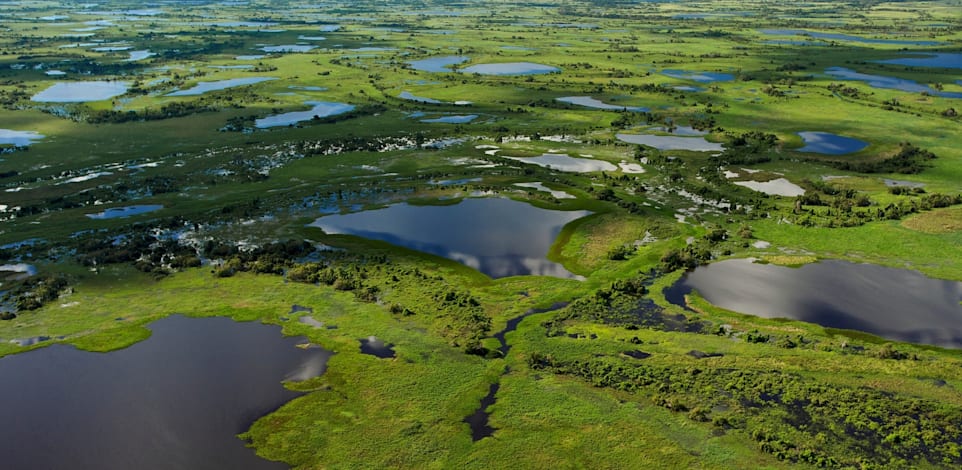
(2, 0), (962, 468)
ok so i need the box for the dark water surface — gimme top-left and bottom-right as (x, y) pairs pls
(308, 198), (590, 279)
(0, 315), (332, 470)
(665, 259), (962, 348)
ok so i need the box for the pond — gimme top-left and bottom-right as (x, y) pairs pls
(125, 50), (155, 61)
(255, 101), (354, 128)
(556, 96), (649, 112)
(86, 204), (163, 219)
(32, 81), (129, 102)
(399, 91), (444, 104)
(408, 55), (468, 72)
(661, 70), (734, 83)
(0, 129), (45, 146)
(501, 153), (618, 173)
(260, 45), (316, 53)
(796, 131), (868, 155)
(307, 198), (590, 279)
(0, 315), (332, 470)
(733, 178), (806, 197)
(167, 77), (276, 96)
(616, 131), (724, 152)
(421, 115), (478, 124)
(875, 53), (962, 70)
(515, 182), (576, 199)
(664, 259), (962, 349)
(759, 29), (943, 46)
(824, 67), (962, 99)
(461, 62), (560, 76)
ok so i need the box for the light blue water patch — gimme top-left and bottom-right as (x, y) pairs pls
(261, 44), (316, 53)
(32, 81), (129, 102)
(421, 115), (478, 124)
(298, 36), (326, 41)
(673, 85), (705, 92)
(0, 129), (45, 146)
(407, 55), (468, 72)
(461, 62), (560, 76)
(824, 67), (962, 98)
(874, 53), (962, 70)
(289, 85), (327, 91)
(616, 132), (723, 152)
(399, 91), (443, 104)
(796, 131), (868, 155)
(92, 46), (132, 52)
(429, 177), (482, 185)
(125, 50), (154, 61)
(86, 205), (163, 219)
(759, 29), (943, 46)
(255, 101), (354, 128)
(661, 69), (734, 83)
(235, 55), (266, 60)
(166, 77), (276, 96)
(502, 154), (618, 173)
(556, 96), (648, 112)
(317, 25), (341, 32)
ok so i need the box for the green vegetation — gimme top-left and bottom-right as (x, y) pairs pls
(1, 0), (962, 468)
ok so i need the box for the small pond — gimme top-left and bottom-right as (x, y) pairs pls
(824, 67), (962, 99)
(661, 69), (734, 83)
(255, 101), (354, 128)
(875, 53), (962, 70)
(399, 91), (443, 104)
(408, 55), (468, 72)
(421, 115), (478, 124)
(556, 96), (648, 112)
(461, 62), (560, 76)
(260, 44), (316, 53)
(32, 81), (129, 102)
(0, 315), (332, 470)
(501, 153), (618, 173)
(665, 259), (962, 349)
(86, 204), (163, 219)
(616, 132), (723, 152)
(733, 178), (806, 197)
(796, 131), (868, 155)
(0, 129), (45, 146)
(759, 29), (943, 46)
(515, 182), (576, 199)
(125, 50), (155, 61)
(167, 77), (276, 96)
(307, 198), (590, 279)
(359, 336), (396, 358)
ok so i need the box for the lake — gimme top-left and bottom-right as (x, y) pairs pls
(501, 153), (618, 173)
(662, 70), (734, 83)
(616, 131), (723, 152)
(408, 55), (468, 72)
(255, 101), (354, 128)
(32, 81), (129, 102)
(824, 67), (962, 99)
(796, 131), (868, 155)
(0, 129), (45, 146)
(556, 96), (649, 112)
(86, 205), (163, 219)
(875, 53), (962, 70)
(167, 77), (276, 96)
(461, 62), (560, 76)
(759, 29), (943, 46)
(421, 115), (478, 124)
(0, 315), (332, 469)
(307, 198), (590, 279)
(664, 259), (962, 348)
